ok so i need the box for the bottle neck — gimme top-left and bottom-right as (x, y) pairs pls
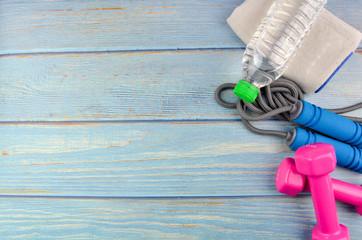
(242, 66), (275, 89)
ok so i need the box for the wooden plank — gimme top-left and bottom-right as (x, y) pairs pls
(0, 196), (360, 239)
(1, 122), (360, 197)
(0, 50), (361, 121)
(0, 0), (360, 55)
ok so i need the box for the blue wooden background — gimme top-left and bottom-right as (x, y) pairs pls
(0, 0), (361, 239)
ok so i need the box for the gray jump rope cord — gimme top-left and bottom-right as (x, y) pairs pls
(215, 78), (362, 138)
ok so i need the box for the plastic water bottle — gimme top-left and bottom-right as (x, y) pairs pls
(234, 0), (327, 102)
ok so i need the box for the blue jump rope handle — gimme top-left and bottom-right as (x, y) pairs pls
(292, 100), (362, 148)
(289, 127), (362, 173)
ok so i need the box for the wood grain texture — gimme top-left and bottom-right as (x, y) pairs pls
(0, 50), (361, 121)
(0, 196), (360, 240)
(0, 1), (361, 238)
(1, 122), (361, 197)
(0, 0), (360, 55)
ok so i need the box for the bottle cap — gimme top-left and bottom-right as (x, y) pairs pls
(233, 80), (259, 102)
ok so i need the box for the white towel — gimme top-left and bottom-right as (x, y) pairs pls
(227, 0), (362, 94)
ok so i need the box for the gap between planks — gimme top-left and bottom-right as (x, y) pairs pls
(0, 119), (248, 125)
(0, 47), (244, 58)
(1, 48), (361, 59)
(0, 194), (303, 200)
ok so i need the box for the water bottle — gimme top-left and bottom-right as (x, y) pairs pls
(234, 0), (327, 102)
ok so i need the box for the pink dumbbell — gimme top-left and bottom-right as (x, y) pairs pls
(294, 143), (349, 240)
(275, 157), (362, 216)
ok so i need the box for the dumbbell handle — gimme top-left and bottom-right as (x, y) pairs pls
(304, 178), (362, 214)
